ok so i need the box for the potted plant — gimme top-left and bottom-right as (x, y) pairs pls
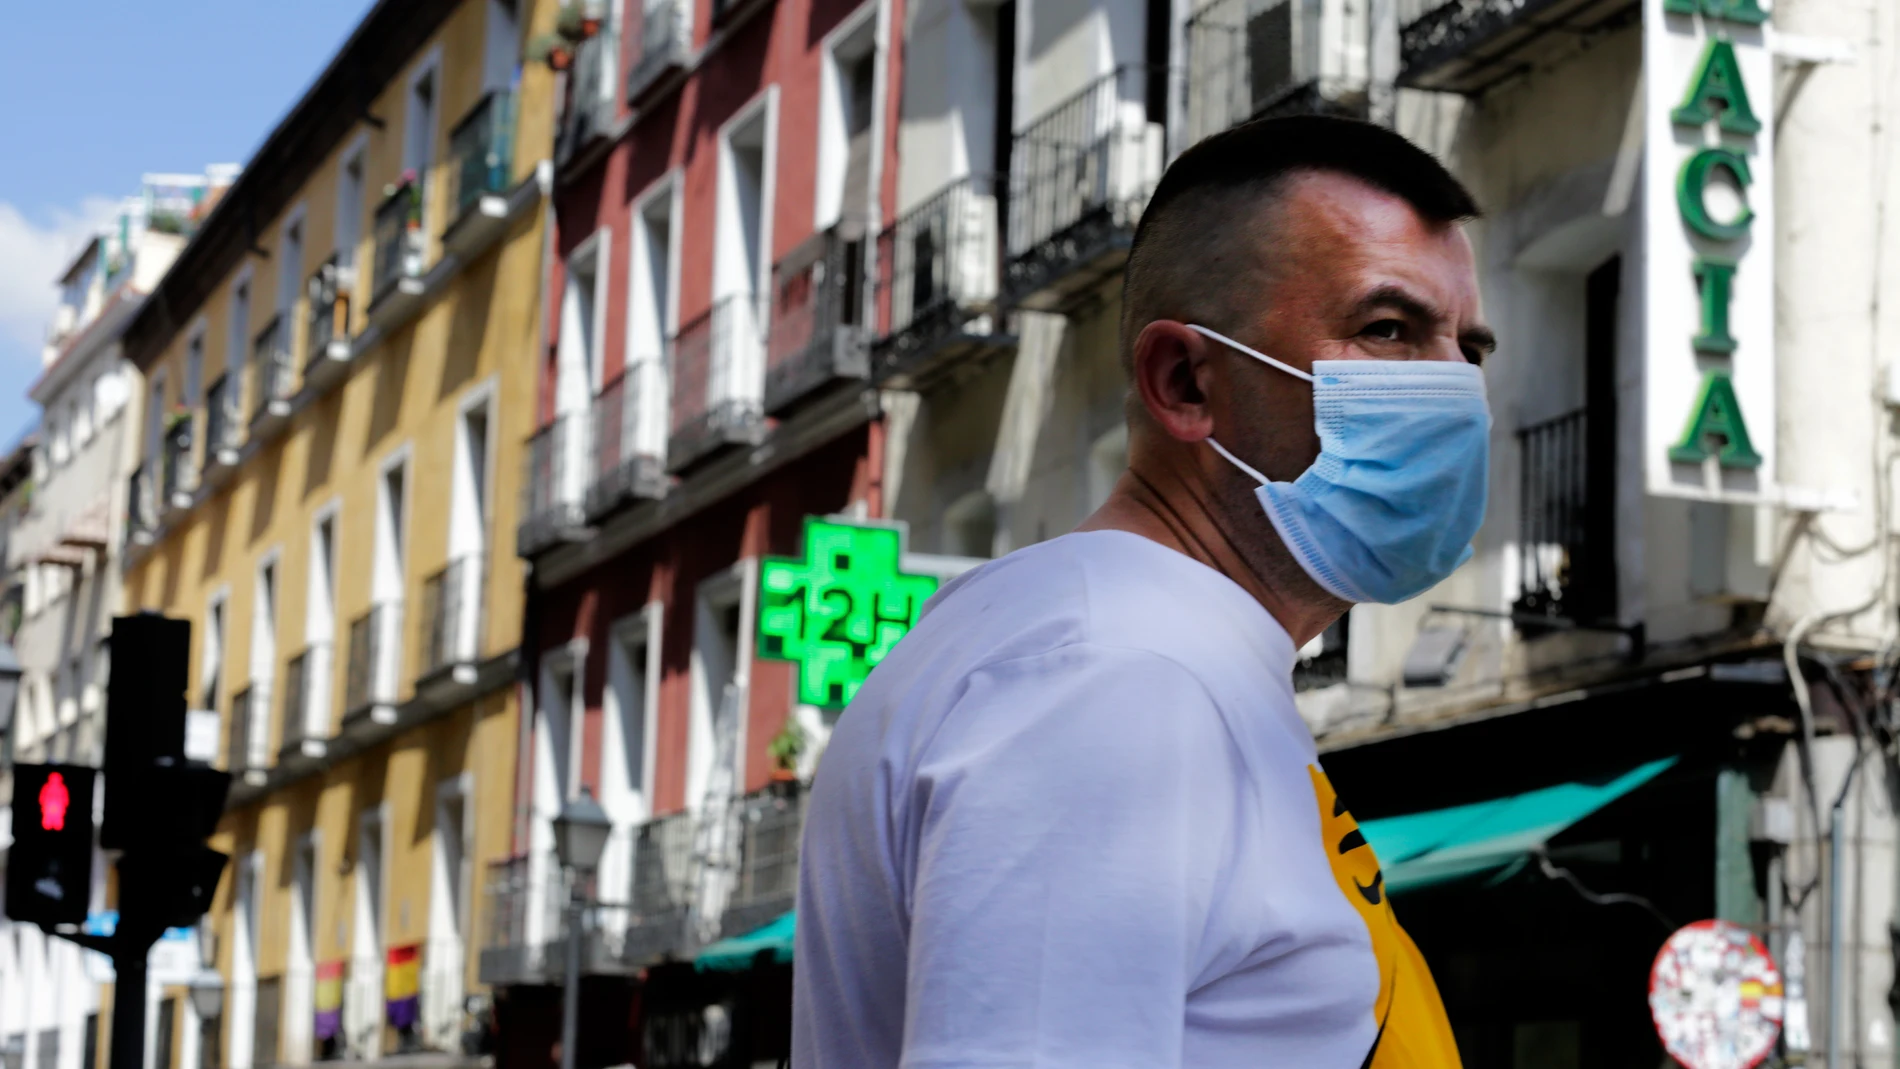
(526, 32), (575, 71)
(383, 170), (423, 230)
(556, 0), (605, 40)
(767, 720), (806, 783)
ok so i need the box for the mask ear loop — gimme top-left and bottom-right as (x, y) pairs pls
(1186, 324), (1314, 383)
(1205, 437), (1271, 487)
(1187, 324), (1306, 488)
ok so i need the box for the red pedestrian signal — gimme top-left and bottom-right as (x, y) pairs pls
(39, 772), (69, 832)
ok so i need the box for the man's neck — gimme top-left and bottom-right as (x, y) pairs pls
(1074, 469), (1344, 648)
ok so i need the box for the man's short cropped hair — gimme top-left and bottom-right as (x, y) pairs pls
(1119, 114), (1480, 374)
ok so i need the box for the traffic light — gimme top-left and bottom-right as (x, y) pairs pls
(7, 764), (96, 926)
(118, 847), (227, 932)
(101, 614), (190, 850)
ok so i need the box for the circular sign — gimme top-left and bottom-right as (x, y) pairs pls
(1649, 919), (1784, 1069)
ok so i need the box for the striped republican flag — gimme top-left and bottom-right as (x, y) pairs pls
(384, 945), (421, 1032)
(314, 961), (345, 1041)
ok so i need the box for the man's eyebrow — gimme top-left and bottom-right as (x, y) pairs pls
(1351, 284), (1497, 358)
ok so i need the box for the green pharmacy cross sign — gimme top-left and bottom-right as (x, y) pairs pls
(757, 518), (939, 710)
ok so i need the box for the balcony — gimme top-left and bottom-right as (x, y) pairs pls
(720, 786), (805, 938)
(517, 415), (592, 557)
(418, 555), (484, 689)
(1515, 408), (1615, 626)
(1004, 66), (1166, 312)
(371, 177), (427, 314)
(126, 465), (157, 547)
(622, 811), (697, 965)
(202, 373), (243, 480)
(227, 685), (268, 786)
(584, 365), (667, 522)
(1398, 0), (1635, 95)
(666, 295), (768, 474)
(627, 0), (691, 106)
(1182, 0), (1338, 148)
(557, 34), (616, 167)
(278, 642), (332, 762)
(344, 602), (403, 728)
(479, 856), (562, 985)
(764, 228), (870, 415)
(445, 89), (519, 250)
(160, 414), (197, 514)
(873, 174), (1011, 390)
(249, 315), (295, 436)
(304, 258), (354, 391)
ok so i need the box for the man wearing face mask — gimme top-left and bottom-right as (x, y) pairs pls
(792, 115), (1493, 1067)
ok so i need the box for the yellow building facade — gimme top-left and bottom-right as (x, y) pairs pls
(118, 1), (554, 1065)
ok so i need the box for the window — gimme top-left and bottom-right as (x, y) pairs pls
(629, 182), (678, 457)
(558, 238), (606, 418)
(356, 812), (385, 955)
(203, 596), (226, 712)
(337, 148), (366, 271)
(73, 386), (93, 446)
(145, 371), (167, 473)
(228, 280), (251, 400)
(184, 331), (206, 409)
(374, 460), (408, 607)
(251, 561), (278, 764)
(406, 64), (439, 186)
(155, 998), (177, 1069)
(278, 220), (304, 328)
(483, 0), (522, 91)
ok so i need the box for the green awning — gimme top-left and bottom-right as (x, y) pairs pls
(694, 910), (796, 972)
(1360, 757), (1677, 895)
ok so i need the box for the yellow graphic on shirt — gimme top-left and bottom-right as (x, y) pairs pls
(1309, 767), (1462, 1069)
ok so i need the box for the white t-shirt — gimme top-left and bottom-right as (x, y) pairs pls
(792, 531), (1461, 1068)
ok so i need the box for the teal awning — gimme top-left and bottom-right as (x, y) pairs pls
(695, 910), (796, 972)
(1360, 757), (1677, 895)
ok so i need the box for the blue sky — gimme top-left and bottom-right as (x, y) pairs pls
(0, 1), (376, 449)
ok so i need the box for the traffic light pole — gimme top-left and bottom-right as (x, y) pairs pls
(109, 938), (151, 1069)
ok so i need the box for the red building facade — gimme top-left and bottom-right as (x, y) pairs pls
(487, 0), (907, 1058)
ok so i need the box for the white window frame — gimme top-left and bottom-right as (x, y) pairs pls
(335, 133), (371, 273)
(812, 0), (885, 231)
(687, 558), (758, 813)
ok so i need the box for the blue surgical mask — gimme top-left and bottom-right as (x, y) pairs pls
(1189, 324), (1491, 604)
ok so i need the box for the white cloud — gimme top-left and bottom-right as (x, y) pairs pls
(0, 196), (121, 359)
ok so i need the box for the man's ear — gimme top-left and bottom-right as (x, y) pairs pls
(1130, 320), (1217, 444)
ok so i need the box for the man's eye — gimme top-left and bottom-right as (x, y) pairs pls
(1362, 320), (1404, 341)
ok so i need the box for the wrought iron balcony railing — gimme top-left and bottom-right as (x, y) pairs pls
(280, 641), (332, 756)
(227, 684), (267, 777)
(722, 786), (806, 936)
(764, 226), (870, 414)
(627, 0), (690, 103)
(1398, 0), (1622, 95)
(203, 373), (242, 463)
(558, 34), (615, 164)
(873, 173), (1003, 386)
(448, 89), (517, 226)
(480, 855), (565, 983)
(419, 555), (484, 679)
(372, 177), (426, 308)
(1515, 408), (1614, 625)
(250, 315), (295, 424)
(306, 257), (352, 367)
(1005, 66), (1164, 311)
(621, 810), (697, 964)
(1182, 0), (1327, 146)
(666, 295), (767, 472)
(585, 362), (666, 519)
(518, 415), (589, 556)
(345, 602), (403, 720)
(161, 415), (196, 508)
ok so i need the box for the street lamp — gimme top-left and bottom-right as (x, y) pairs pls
(552, 788), (611, 1069)
(186, 968), (224, 1020)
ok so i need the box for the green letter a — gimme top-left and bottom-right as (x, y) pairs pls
(1671, 40), (1762, 135)
(1668, 370), (1762, 468)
